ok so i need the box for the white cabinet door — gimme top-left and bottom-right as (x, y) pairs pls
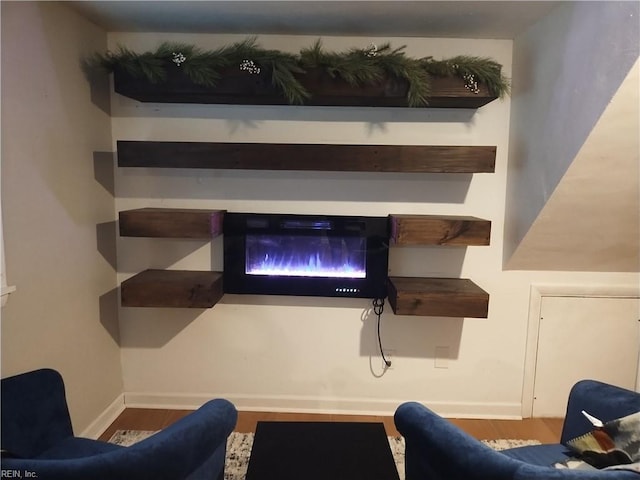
(532, 296), (639, 417)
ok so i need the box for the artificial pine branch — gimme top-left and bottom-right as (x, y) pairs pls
(369, 44), (431, 106)
(423, 55), (510, 98)
(271, 63), (309, 104)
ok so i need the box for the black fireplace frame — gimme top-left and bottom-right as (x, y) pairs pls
(223, 212), (389, 299)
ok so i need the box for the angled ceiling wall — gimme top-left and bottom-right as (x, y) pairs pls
(507, 59), (639, 271)
(504, 1), (639, 271)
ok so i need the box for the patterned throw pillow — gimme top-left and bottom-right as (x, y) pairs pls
(559, 411), (640, 470)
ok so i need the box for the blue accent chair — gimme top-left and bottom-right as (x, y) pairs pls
(394, 380), (640, 480)
(1, 368), (237, 480)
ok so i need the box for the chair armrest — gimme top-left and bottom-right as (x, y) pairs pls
(561, 380), (640, 444)
(395, 402), (522, 480)
(2, 398), (238, 480)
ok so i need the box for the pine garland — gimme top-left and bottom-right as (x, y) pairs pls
(87, 38), (510, 107)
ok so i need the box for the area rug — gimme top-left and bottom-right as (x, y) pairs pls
(109, 430), (541, 480)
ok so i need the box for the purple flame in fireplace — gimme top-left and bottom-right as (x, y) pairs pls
(245, 234), (366, 278)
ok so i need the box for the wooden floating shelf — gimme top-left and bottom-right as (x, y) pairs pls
(389, 214), (491, 246)
(119, 208), (225, 238)
(113, 68), (498, 109)
(387, 277), (489, 318)
(121, 269), (224, 308)
(117, 141), (496, 174)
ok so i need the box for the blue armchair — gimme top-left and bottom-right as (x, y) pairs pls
(395, 380), (640, 480)
(1, 368), (237, 480)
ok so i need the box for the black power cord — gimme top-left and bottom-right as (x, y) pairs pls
(373, 298), (392, 368)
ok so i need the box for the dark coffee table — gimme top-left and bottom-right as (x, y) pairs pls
(244, 421), (400, 480)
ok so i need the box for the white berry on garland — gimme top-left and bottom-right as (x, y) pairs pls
(172, 52), (186, 66)
(364, 43), (378, 57)
(239, 59), (261, 74)
(463, 73), (479, 94)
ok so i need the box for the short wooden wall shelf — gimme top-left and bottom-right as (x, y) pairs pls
(119, 208), (225, 238)
(121, 269), (224, 308)
(389, 214), (491, 246)
(113, 69), (498, 109)
(387, 277), (489, 318)
(117, 141), (496, 174)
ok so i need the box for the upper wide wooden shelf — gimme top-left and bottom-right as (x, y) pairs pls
(117, 141), (496, 173)
(113, 68), (498, 109)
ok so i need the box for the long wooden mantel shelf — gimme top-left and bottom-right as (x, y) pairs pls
(117, 141), (496, 174)
(113, 69), (499, 109)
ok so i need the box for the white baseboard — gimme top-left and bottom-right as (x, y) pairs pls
(81, 393), (125, 439)
(123, 392), (522, 420)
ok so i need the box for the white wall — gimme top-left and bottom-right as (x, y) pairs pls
(504, 1), (639, 266)
(1, 2), (123, 433)
(111, 30), (639, 418)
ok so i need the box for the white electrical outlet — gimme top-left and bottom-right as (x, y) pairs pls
(382, 349), (395, 370)
(434, 346), (449, 369)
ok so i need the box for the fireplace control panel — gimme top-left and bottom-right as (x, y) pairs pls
(335, 287), (361, 294)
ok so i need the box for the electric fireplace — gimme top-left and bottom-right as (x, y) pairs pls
(223, 213), (389, 298)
